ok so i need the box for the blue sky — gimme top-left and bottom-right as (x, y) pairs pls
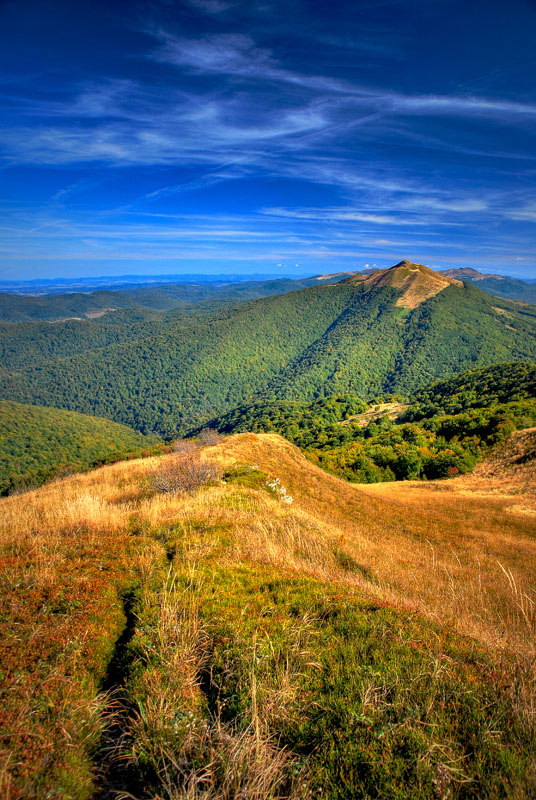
(1, 0), (535, 280)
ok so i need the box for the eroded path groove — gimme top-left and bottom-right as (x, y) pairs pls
(94, 590), (140, 800)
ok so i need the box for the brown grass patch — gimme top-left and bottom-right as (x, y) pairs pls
(208, 433), (536, 656)
(1, 433), (535, 795)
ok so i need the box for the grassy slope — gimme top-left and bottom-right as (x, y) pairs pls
(1, 434), (534, 798)
(0, 400), (160, 493)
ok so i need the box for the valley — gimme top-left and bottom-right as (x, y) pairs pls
(1, 262), (536, 438)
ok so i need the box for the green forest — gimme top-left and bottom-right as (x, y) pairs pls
(206, 362), (536, 483)
(0, 401), (160, 494)
(1, 279), (536, 438)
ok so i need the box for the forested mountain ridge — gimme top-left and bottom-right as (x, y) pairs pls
(0, 283), (356, 436)
(0, 302), (255, 371)
(258, 279), (536, 404)
(1, 262), (536, 437)
(441, 267), (536, 304)
(0, 274), (350, 322)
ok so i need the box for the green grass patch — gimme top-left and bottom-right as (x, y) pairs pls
(122, 552), (534, 799)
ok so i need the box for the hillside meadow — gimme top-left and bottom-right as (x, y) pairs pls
(1, 433), (535, 799)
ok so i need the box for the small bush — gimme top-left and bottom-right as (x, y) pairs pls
(197, 428), (223, 446)
(152, 454), (222, 495)
(172, 438), (199, 455)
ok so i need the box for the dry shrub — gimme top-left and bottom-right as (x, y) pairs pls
(197, 428), (223, 446)
(173, 438), (199, 455)
(152, 454), (222, 495)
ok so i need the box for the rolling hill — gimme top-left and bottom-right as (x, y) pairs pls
(0, 400), (160, 493)
(1, 260), (536, 438)
(0, 274), (351, 323)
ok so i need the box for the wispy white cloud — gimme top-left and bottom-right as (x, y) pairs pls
(2, 202), (534, 271)
(2, 25), (535, 278)
(151, 30), (355, 93)
(311, 31), (404, 59)
(398, 197), (489, 213)
(0, 93), (331, 166)
(391, 93), (536, 117)
(381, 120), (536, 162)
(2, 26), (535, 176)
(151, 30), (536, 118)
(505, 204), (536, 221)
(261, 206), (433, 226)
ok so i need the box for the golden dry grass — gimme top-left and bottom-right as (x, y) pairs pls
(2, 433), (535, 656)
(1, 433), (535, 796)
(206, 433), (536, 656)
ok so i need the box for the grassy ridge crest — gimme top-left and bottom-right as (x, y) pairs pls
(0, 434), (534, 797)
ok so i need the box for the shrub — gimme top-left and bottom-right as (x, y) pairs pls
(197, 428), (223, 446)
(152, 454), (222, 494)
(172, 438), (199, 455)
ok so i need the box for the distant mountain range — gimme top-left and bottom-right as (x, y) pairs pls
(1, 260), (536, 437)
(1, 263), (534, 322)
(0, 274), (350, 322)
(0, 272), (320, 294)
(439, 267), (536, 303)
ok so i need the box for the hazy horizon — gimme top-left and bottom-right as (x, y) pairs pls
(3, 260), (536, 292)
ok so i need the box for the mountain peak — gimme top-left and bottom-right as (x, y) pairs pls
(392, 259), (423, 270)
(348, 260), (462, 308)
(441, 267), (504, 281)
